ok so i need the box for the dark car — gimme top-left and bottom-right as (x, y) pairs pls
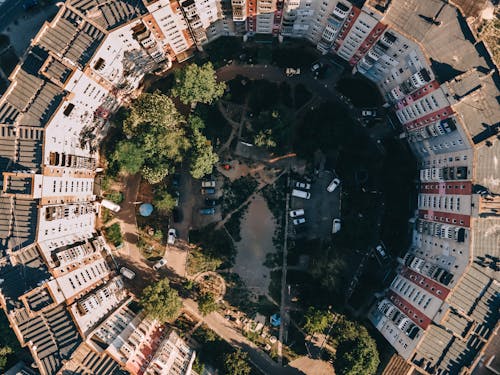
(201, 188), (216, 195)
(172, 173), (181, 187)
(205, 198), (218, 206)
(199, 207), (216, 215)
(173, 208), (183, 223)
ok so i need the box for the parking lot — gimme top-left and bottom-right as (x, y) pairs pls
(289, 170), (341, 240)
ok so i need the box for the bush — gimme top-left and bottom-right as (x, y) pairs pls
(106, 191), (123, 204)
(104, 223), (122, 247)
(198, 292), (218, 316)
(140, 278), (182, 323)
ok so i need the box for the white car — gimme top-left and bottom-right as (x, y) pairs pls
(167, 228), (176, 245)
(293, 217), (306, 225)
(295, 181), (311, 190)
(153, 258), (167, 270)
(375, 244), (388, 259)
(201, 180), (216, 188)
(332, 218), (341, 234)
(361, 109), (376, 117)
(289, 209), (305, 218)
(327, 178), (341, 192)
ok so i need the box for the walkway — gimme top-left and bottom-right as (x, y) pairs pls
(182, 298), (304, 375)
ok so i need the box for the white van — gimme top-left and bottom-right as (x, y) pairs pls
(101, 199), (121, 212)
(120, 267), (135, 280)
(292, 189), (311, 199)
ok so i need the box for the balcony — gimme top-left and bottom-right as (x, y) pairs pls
(332, 2), (349, 19)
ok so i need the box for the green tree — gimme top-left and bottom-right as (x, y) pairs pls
(303, 307), (332, 335)
(0, 346), (12, 370)
(140, 279), (182, 323)
(198, 292), (218, 316)
(112, 140), (147, 174)
(142, 163), (170, 184)
(254, 129), (276, 149)
(123, 91), (184, 135)
(173, 62), (226, 106)
(189, 117), (219, 179)
(154, 191), (176, 213)
(335, 334), (380, 375)
(223, 349), (251, 375)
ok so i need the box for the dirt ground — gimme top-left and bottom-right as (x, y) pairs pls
(232, 194), (277, 294)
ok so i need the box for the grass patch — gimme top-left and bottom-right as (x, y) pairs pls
(104, 223), (123, 247)
(222, 175), (258, 217)
(336, 77), (383, 108)
(189, 223), (236, 268)
(224, 203), (249, 242)
(294, 84), (312, 109)
(105, 191), (123, 204)
(260, 175), (286, 220)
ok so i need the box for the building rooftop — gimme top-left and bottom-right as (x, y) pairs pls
(12, 304), (82, 375)
(381, 0), (491, 82)
(0, 196), (39, 254)
(68, 0), (147, 31)
(0, 245), (49, 310)
(37, 8), (105, 68)
(59, 342), (126, 375)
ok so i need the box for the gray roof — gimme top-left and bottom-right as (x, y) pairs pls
(37, 9), (105, 67)
(382, 0), (490, 81)
(13, 304), (82, 375)
(471, 217), (500, 273)
(0, 196), (38, 254)
(59, 342), (125, 375)
(0, 245), (49, 309)
(69, 0), (147, 31)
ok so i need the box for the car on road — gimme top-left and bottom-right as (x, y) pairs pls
(292, 189), (311, 199)
(292, 217), (306, 225)
(167, 228), (176, 245)
(120, 267), (135, 280)
(153, 258), (167, 271)
(294, 181), (311, 190)
(200, 207), (216, 215)
(173, 190), (180, 207)
(289, 209), (305, 218)
(332, 218), (341, 234)
(201, 187), (216, 195)
(201, 180), (216, 188)
(205, 198), (218, 206)
(327, 178), (341, 192)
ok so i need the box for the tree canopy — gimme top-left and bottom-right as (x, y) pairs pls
(303, 307), (333, 335)
(198, 292), (218, 316)
(140, 278), (182, 322)
(172, 62), (226, 105)
(111, 92), (190, 182)
(153, 189), (176, 213)
(223, 349), (251, 375)
(188, 115), (219, 179)
(331, 316), (380, 375)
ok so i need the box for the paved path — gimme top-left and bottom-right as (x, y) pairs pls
(183, 298), (305, 375)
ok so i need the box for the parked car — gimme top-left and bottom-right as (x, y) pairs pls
(293, 217), (306, 225)
(201, 187), (216, 195)
(375, 243), (388, 260)
(285, 67), (301, 77)
(101, 199), (121, 212)
(202, 180), (216, 188)
(167, 228), (177, 245)
(332, 218), (341, 234)
(172, 173), (181, 187)
(295, 181), (311, 190)
(120, 267), (135, 280)
(311, 62), (323, 73)
(173, 191), (180, 207)
(292, 189), (311, 199)
(205, 198), (218, 206)
(153, 258), (167, 271)
(326, 178), (341, 192)
(289, 209), (305, 218)
(200, 207), (216, 215)
(361, 109), (377, 117)
(173, 208), (182, 223)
